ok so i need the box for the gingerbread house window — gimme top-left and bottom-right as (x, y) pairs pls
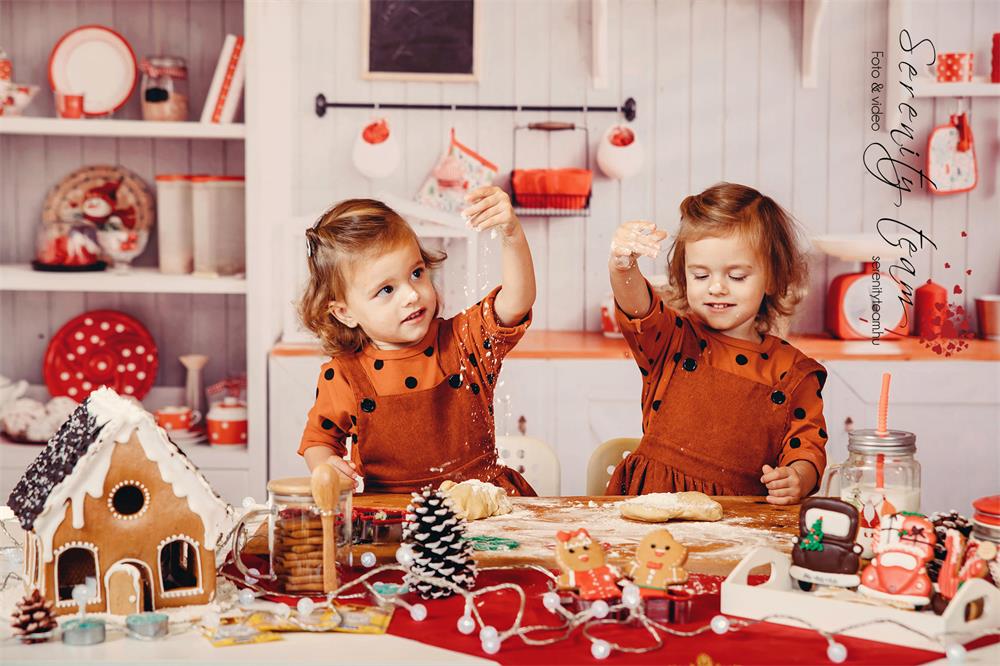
(108, 480), (150, 520)
(55, 543), (99, 602)
(158, 536), (201, 596)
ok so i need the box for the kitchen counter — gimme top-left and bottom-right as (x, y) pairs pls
(273, 331), (1000, 361)
(340, 494), (799, 577)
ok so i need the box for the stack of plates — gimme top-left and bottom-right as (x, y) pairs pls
(166, 427), (207, 446)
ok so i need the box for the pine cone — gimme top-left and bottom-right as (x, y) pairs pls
(10, 588), (56, 643)
(402, 486), (477, 600)
(928, 510), (973, 582)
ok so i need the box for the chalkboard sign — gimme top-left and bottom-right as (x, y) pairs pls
(363, 0), (478, 81)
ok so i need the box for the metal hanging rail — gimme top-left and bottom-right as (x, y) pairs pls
(314, 94), (637, 122)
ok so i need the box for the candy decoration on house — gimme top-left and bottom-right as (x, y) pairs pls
(596, 123), (644, 180)
(351, 117), (401, 179)
(858, 512), (936, 606)
(928, 112), (978, 195)
(6, 387), (233, 616)
(628, 528), (688, 593)
(789, 498), (863, 590)
(43, 309), (158, 402)
(401, 486), (477, 600)
(555, 528), (621, 600)
(10, 588), (56, 643)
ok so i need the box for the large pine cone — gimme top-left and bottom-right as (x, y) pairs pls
(10, 588), (56, 643)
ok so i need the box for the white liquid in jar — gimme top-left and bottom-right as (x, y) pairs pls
(840, 485), (921, 559)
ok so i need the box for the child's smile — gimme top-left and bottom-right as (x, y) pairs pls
(332, 239), (438, 350)
(684, 234), (767, 342)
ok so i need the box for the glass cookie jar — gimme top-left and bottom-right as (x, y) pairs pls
(820, 429), (921, 559)
(235, 476), (353, 594)
(140, 56), (188, 121)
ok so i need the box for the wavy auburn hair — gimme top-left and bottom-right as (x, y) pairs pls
(667, 182), (808, 335)
(298, 199), (446, 356)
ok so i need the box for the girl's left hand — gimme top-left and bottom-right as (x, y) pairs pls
(462, 186), (521, 238)
(761, 464), (805, 505)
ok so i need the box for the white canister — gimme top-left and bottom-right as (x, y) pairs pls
(192, 176), (245, 277)
(155, 174), (193, 274)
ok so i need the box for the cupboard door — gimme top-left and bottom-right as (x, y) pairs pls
(552, 360), (644, 496)
(824, 361), (999, 514)
(492, 360), (555, 445)
(268, 353), (327, 482)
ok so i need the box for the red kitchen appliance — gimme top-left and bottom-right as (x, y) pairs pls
(812, 235), (911, 340)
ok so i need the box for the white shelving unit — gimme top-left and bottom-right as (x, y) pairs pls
(912, 78), (1000, 98)
(0, 265), (246, 294)
(0, 117), (246, 139)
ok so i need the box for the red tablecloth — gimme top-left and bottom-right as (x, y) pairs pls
(229, 558), (996, 665)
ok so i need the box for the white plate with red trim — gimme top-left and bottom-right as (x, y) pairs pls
(48, 25), (137, 117)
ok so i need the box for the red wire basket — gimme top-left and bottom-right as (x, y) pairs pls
(510, 122), (592, 217)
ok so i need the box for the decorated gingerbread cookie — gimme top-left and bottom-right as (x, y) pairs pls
(554, 528), (621, 600)
(629, 528), (688, 593)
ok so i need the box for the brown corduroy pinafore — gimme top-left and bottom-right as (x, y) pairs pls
(337, 318), (536, 496)
(607, 320), (818, 496)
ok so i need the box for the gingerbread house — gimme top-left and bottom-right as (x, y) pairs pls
(6, 387), (232, 616)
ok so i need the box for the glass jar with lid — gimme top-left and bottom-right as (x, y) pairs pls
(140, 56), (188, 121)
(235, 476), (353, 594)
(820, 429), (921, 558)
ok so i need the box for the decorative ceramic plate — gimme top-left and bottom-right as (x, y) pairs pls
(44, 309), (158, 401)
(41, 165), (154, 232)
(48, 25), (137, 116)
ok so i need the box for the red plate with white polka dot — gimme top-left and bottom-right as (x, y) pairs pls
(43, 309), (158, 402)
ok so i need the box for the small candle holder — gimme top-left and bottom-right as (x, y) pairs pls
(61, 579), (106, 645)
(125, 612), (169, 639)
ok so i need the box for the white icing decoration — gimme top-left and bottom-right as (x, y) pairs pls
(31, 387), (233, 564)
(107, 480), (151, 520)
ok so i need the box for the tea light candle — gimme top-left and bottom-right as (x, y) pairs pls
(61, 618), (106, 645)
(126, 612), (169, 639)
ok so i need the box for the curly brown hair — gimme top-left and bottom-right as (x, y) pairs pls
(667, 182), (808, 335)
(299, 199), (446, 356)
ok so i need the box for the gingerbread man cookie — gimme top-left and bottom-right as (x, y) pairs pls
(629, 528), (688, 593)
(554, 528), (621, 600)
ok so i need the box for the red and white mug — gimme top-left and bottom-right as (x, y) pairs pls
(937, 52), (974, 82)
(155, 405), (201, 431)
(206, 396), (248, 445)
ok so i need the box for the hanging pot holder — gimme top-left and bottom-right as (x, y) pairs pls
(927, 112), (977, 195)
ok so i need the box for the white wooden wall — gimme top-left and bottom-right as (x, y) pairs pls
(0, 0), (246, 389)
(293, 0), (999, 333)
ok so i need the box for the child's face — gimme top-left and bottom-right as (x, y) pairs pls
(683, 234), (767, 341)
(331, 239), (438, 350)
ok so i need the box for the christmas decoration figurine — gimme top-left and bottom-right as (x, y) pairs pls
(628, 528), (688, 595)
(555, 528), (622, 600)
(402, 487), (477, 599)
(789, 498), (862, 590)
(11, 588), (56, 643)
(858, 512), (936, 606)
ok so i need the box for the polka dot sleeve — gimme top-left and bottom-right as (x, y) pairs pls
(297, 361), (353, 458)
(453, 285), (532, 379)
(777, 368), (829, 489)
(614, 280), (681, 368)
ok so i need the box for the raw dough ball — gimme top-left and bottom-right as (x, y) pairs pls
(439, 479), (513, 521)
(619, 492), (723, 523)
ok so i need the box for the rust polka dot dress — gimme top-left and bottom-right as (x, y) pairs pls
(606, 282), (829, 496)
(299, 286), (536, 496)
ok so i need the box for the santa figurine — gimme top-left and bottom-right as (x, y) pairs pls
(554, 528), (621, 600)
(80, 179), (135, 230)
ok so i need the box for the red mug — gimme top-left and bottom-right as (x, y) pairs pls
(55, 91), (84, 118)
(206, 397), (248, 446)
(155, 406), (201, 431)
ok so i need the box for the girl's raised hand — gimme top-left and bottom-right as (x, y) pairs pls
(462, 186), (521, 239)
(609, 220), (668, 271)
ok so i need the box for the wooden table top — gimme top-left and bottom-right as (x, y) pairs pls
(347, 494), (799, 577)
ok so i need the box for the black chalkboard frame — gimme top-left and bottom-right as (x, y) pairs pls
(361, 0), (480, 82)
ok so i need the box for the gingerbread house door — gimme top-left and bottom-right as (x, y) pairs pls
(105, 561), (151, 615)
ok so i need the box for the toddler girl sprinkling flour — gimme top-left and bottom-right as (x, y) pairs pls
(298, 189), (537, 495)
(607, 183), (828, 504)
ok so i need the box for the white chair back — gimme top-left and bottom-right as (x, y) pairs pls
(496, 435), (560, 496)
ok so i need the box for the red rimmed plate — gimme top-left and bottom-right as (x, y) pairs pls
(48, 25), (137, 117)
(44, 310), (158, 402)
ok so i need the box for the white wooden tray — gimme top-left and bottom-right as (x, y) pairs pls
(720, 547), (999, 653)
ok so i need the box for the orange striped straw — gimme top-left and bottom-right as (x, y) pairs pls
(876, 372), (891, 436)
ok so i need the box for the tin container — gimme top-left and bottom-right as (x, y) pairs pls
(140, 56), (188, 121)
(821, 429), (921, 558)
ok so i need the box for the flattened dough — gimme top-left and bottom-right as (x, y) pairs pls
(619, 492), (723, 522)
(439, 479), (513, 521)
